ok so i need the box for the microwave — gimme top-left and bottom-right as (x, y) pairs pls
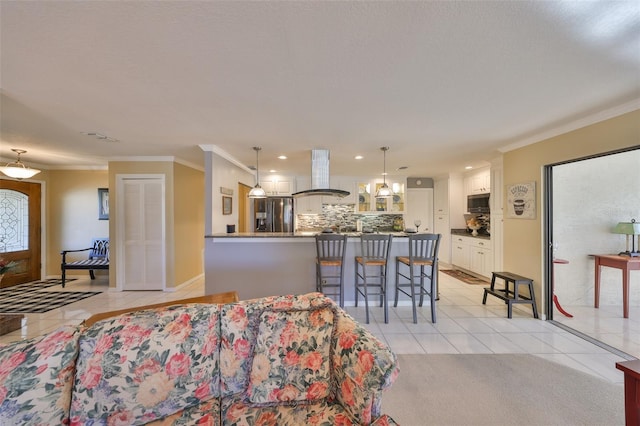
(467, 193), (490, 213)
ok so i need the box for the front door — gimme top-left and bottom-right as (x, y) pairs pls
(0, 179), (41, 287)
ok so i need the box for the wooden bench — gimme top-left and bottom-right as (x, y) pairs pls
(60, 238), (109, 288)
(482, 271), (539, 318)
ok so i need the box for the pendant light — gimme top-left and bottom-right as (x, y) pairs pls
(375, 146), (393, 198)
(248, 147), (267, 199)
(0, 149), (41, 179)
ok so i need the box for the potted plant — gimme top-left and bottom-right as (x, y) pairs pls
(0, 258), (17, 284)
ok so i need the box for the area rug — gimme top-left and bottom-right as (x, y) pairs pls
(382, 354), (624, 425)
(0, 279), (100, 314)
(441, 269), (489, 285)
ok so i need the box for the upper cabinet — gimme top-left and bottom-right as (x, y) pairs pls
(433, 179), (449, 214)
(464, 167), (490, 195)
(321, 177), (357, 205)
(260, 176), (295, 196)
(356, 179), (405, 213)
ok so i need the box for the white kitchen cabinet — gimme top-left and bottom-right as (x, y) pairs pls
(356, 179), (405, 213)
(465, 168), (490, 195)
(433, 179), (449, 214)
(468, 238), (493, 278)
(296, 196), (323, 214)
(451, 236), (470, 270)
(260, 176), (294, 195)
(322, 177), (357, 205)
(405, 188), (433, 232)
(451, 235), (493, 278)
(434, 214), (450, 264)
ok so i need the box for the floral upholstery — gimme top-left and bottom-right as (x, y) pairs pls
(70, 304), (221, 425)
(0, 325), (79, 426)
(1, 293), (398, 425)
(247, 305), (335, 404)
(219, 293), (399, 425)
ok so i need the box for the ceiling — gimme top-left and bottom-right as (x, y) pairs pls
(1, 1), (639, 178)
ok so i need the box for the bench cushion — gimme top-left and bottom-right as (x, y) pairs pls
(63, 259), (109, 268)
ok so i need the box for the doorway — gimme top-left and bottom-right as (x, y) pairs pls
(545, 146), (640, 357)
(116, 175), (165, 291)
(0, 180), (41, 287)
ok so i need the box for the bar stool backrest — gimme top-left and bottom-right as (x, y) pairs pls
(408, 233), (441, 265)
(360, 234), (393, 262)
(315, 233), (348, 262)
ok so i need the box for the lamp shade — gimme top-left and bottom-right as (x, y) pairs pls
(248, 146), (267, 199)
(248, 184), (267, 199)
(0, 149), (41, 179)
(375, 146), (393, 198)
(376, 183), (393, 198)
(613, 220), (640, 235)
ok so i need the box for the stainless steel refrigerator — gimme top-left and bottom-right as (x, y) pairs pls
(254, 197), (294, 233)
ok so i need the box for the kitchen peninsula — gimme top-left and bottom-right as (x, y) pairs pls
(204, 232), (415, 305)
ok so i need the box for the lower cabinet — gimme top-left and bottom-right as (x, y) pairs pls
(451, 236), (470, 270)
(451, 235), (493, 278)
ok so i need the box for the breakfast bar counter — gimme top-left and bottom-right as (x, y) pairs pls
(204, 232), (412, 304)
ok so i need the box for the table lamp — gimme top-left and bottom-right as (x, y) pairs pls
(613, 219), (640, 257)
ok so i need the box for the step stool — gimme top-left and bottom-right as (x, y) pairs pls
(482, 271), (539, 319)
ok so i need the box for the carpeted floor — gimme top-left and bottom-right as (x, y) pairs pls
(441, 269), (490, 285)
(382, 354), (624, 425)
(0, 279), (101, 314)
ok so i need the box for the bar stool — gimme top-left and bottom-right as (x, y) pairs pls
(315, 233), (348, 307)
(355, 234), (393, 323)
(394, 233), (441, 323)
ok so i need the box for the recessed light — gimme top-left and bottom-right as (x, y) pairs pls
(278, 155), (287, 160)
(269, 170), (277, 173)
(355, 155), (363, 160)
(465, 166), (473, 170)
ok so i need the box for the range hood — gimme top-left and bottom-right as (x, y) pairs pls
(292, 149), (350, 198)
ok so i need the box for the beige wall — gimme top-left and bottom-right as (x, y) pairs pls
(37, 161), (204, 290)
(174, 163), (205, 285)
(503, 109), (640, 315)
(46, 170), (109, 276)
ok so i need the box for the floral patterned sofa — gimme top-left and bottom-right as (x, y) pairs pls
(0, 292), (399, 425)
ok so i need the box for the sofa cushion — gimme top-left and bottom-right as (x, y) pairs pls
(247, 305), (335, 404)
(0, 325), (79, 426)
(221, 398), (355, 426)
(70, 304), (221, 424)
(219, 292), (335, 399)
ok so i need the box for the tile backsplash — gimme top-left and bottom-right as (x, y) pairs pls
(296, 204), (402, 231)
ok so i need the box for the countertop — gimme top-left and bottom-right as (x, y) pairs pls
(451, 228), (491, 240)
(206, 231), (412, 238)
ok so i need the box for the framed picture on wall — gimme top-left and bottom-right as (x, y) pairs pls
(506, 181), (535, 219)
(98, 188), (109, 220)
(222, 196), (232, 215)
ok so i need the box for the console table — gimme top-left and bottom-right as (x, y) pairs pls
(594, 254), (640, 318)
(616, 359), (640, 426)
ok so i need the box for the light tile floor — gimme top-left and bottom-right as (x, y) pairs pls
(0, 273), (632, 385)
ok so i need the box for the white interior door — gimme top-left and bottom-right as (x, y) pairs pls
(117, 175), (165, 290)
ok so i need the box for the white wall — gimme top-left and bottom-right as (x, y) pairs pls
(204, 151), (255, 235)
(553, 149), (640, 306)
